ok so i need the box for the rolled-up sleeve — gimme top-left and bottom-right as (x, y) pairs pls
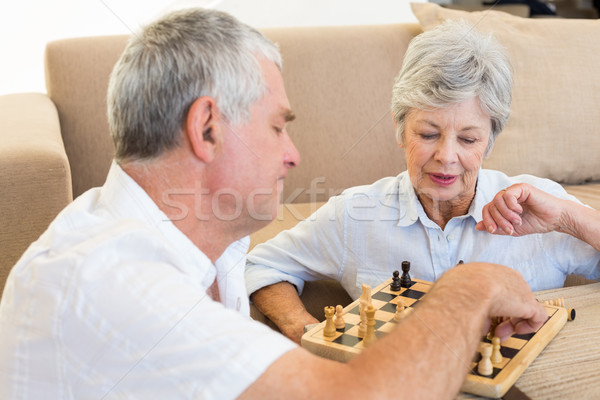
(245, 196), (347, 296)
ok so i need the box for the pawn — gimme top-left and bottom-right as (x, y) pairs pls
(334, 304), (345, 329)
(394, 298), (406, 322)
(390, 270), (401, 292)
(400, 261), (412, 288)
(491, 336), (503, 364)
(478, 343), (494, 376)
(323, 306), (336, 337)
(553, 297), (565, 307)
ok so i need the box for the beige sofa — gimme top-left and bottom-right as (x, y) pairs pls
(1, 4), (599, 307)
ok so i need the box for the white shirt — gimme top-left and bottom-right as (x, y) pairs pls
(0, 162), (296, 399)
(246, 170), (600, 299)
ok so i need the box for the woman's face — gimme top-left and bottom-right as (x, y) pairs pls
(402, 97), (491, 208)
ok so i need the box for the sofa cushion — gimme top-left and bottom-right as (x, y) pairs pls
(411, 3), (600, 185)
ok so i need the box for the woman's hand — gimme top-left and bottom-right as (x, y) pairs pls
(475, 183), (567, 236)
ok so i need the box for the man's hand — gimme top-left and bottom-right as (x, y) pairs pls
(433, 263), (547, 342)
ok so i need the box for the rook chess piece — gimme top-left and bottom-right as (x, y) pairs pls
(478, 343), (494, 376)
(400, 261), (412, 288)
(334, 305), (345, 329)
(363, 304), (377, 347)
(390, 270), (401, 292)
(491, 336), (503, 364)
(323, 306), (336, 337)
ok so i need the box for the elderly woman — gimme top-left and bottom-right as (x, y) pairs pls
(245, 20), (600, 343)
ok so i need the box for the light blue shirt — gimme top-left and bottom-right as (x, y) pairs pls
(246, 169), (600, 299)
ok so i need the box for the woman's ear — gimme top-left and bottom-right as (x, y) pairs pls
(394, 120), (404, 148)
(186, 97), (221, 163)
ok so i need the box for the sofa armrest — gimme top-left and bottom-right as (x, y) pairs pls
(0, 93), (72, 297)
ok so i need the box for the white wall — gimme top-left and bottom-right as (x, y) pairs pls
(0, 0), (422, 96)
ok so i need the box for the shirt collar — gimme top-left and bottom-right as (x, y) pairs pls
(470, 169), (493, 223)
(396, 172), (421, 227)
(100, 162), (215, 284)
(396, 169), (489, 227)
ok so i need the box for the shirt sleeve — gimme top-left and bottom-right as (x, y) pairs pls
(522, 175), (600, 281)
(245, 195), (347, 296)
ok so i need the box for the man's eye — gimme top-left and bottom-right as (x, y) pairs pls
(274, 126), (283, 134)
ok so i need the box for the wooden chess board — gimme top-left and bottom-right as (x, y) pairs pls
(301, 277), (568, 398)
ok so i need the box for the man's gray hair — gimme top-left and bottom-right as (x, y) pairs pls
(107, 8), (282, 161)
(391, 20), (512, 155)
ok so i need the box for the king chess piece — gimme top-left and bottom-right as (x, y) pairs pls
(362, 304), (378, 347)
(400, 261), (412, 288)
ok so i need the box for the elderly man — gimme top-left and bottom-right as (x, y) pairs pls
(0, 9), (546, 399)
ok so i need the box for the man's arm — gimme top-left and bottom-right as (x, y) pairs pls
(250, 281), (318, 344)
(240, 263), (547, 399)
(476, 183), (600, 251)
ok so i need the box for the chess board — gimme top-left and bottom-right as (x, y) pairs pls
(301, 277), (568, 398)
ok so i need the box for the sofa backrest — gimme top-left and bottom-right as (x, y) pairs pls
(44, 24), (422, 202)
(45, 35), (129, 199)
(261, 24), (420, 202)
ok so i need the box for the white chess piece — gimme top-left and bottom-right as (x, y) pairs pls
(478, 343), (494, 376)
(334, 305), (345, 329)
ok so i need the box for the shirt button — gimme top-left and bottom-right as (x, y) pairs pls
(448, 235), (454, 241)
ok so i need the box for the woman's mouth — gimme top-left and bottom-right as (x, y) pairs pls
(428, 173), (457, 186)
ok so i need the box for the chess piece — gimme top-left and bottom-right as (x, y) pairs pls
(323, 306), (336, 337)
(491, 336), (503, 364)
(358, 284), (372, 338)
(360, 283), (372, 304)
(334, 305), (345, 329)
(400, 261), (412, 288)
(390, 270), (401, 291)
(487, 316), (501, 340)
(554, 297), (565, 307)
(478, 343), (494, 376)
(358, 300), (367, 338)
(394, 297), (406, 322)
(363, 304), (377, 347)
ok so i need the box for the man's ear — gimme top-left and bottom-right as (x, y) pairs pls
(186, 97), (221, 163)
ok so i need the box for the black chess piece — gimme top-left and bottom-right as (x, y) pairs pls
(400, 261), (412, 288)
(390, 270), (401, 291)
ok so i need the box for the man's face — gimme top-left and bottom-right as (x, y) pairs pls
(212, 60), (300, 227)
